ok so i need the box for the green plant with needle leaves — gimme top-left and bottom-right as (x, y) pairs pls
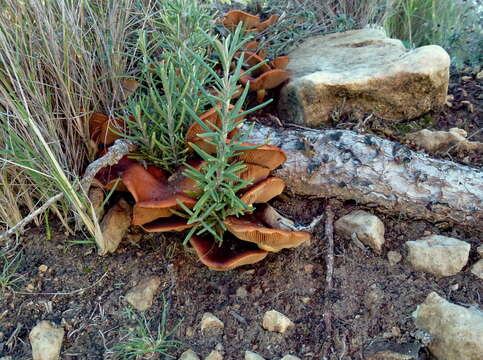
(179, 25), (271, 245)
(123, 0), (214, 172)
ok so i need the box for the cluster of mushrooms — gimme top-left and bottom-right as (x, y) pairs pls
(223, 10), (291, 103)
(87, 10), (310, 271)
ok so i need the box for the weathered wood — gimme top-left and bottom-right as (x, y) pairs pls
(246, 124), (483, 228)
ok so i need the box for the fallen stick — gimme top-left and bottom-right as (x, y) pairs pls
(246, 124), (483, 228)
(0, 139), (136, 242)
(323, 203), (335, 341)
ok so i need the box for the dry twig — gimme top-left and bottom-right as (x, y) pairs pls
(322, 202), (335, 355)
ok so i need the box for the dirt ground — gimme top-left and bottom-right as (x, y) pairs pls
(0, 74), (482, 360)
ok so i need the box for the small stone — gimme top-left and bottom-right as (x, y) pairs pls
(99, 198), (132, 255)
(280, 356), (301, 360)
(364, 341), (421, 360)
(470, 259), (483, 280)
(461, 75), (472, 81)
(179, 349), (200, 360)
(405, 235), (470, 276)
(477, 245), (483, 257)
(245, 350), (265, 360)
(476, 70), (483, 79)
(125, 276), (161, 311)
(387, 251), (402, 266)
(450, 283), (459, 291)
(413, 292), (483, 360)
(215, 343), (224, 352)
(301, 297), (311, 304)
(38, 265), (48, 272)
(236, 286), (248, 298)
(200, 312), (224, 332)
(205, 350), (223, 360)
(262, 310), (294, 334)
(335, 210), (385, 253)
(26, 283), (35, 292)
(304, 264), (314, 273)
(29, 320), (64, 360)
(185, 327), (195, 338)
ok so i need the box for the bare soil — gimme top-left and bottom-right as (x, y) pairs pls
(0, 74), (482, 360)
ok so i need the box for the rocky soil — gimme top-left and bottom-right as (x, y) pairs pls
(0, 32), (482, 359)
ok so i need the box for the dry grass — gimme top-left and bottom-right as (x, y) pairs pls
(0, 0), (154, 240)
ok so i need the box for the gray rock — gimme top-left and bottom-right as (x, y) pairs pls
(278, 29), (450, 126)
(245, 350), (265, 360)
(205, 350), (223, 360)
(405, 128), (483, 154)
(29, 321), (64, 360)
(477, 244), (483, 257)
(200, 312), (224, 332)
(413, 292), (483, 360)
(470, 259), (483, 280)
(179, 349), (200, 360)
(364, 341), (421, 359)
(280, 356), (301, 360)
(405, 235), (470, 276)
(387, 251), (402, 266)
(125, 276), (161, 311)
(262, 310), (294, 334)
(335, 210), (385, 253)
(99, 198), (132, 255)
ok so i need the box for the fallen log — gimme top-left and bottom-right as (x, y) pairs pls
(246, 124), (483, 228)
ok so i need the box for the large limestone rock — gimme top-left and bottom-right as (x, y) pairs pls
(278, 29), (450, 126)
(29, 321), (64, 360)
(413, 292), (483, 360)
(405, 235), (470, 276)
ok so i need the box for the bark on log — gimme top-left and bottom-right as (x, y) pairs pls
(246, 124), (483, 228)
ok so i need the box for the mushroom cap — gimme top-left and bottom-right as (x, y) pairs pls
(89, 112), (125, 145)
(239, 163), (270, 185)
(237, 143), (287, 170)
(121, 162), (197, 225)
(94, 155), (137, 191)
(222, 10), (260, 30)
(254, 14), (279, 32)
(224, 215), (310, 252)
(271, 56), (290, 69)
(248, 69), (290, 91)
(244, 40), (259, 51)
(238, 51), (271, 74)
(186, 106), (241, 154)
(142, 216), (194, 233)
(190, 235), (268, 271)
(240, 177), (285, 206)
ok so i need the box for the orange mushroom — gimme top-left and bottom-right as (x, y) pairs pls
(93, 155), (137, 191)
(240, 69), (290, 103)
(237, 51), (271, 74)
(142, 217), (194, 233)
(186, 107), (242, 154)
(222, 10), (260, 30)
(254, 14), (279, 32)
(237, 144), (287, 170)
(89, 112), (125, 145)
(239, 177), (285, 206)
(271, 56), (290, 70)
(239, 163), (270, 185)
(224, 214), (310, 252)
(190, 235), (268, 271)
(121, 162), (197, 225)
